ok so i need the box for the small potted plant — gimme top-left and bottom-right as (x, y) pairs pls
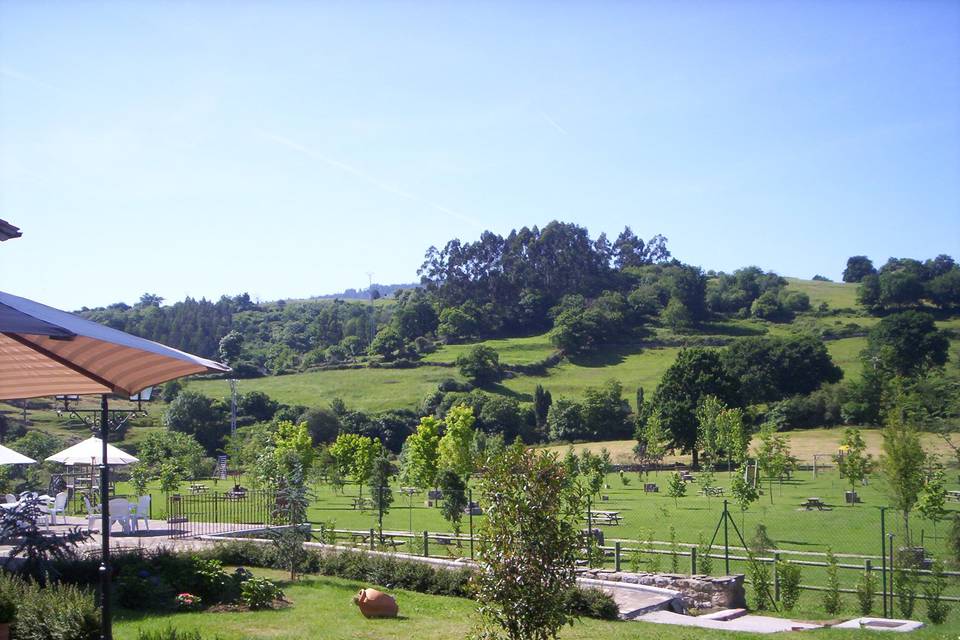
(0, 589), (16, 640)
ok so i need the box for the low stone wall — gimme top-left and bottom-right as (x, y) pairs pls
(578, 569), (745, 610)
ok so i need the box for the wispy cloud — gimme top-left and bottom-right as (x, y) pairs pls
(0, 67), (72, 96)
(256, 130), (483, 229)
(540, 111), (569, 136)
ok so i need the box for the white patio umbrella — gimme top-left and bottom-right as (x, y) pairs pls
(0, 289), (229, 640)
(0, 444), (35, 465)
(46, 436), (139, 466)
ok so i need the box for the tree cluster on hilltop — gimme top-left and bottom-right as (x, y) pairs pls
(845, 254), (960, 311)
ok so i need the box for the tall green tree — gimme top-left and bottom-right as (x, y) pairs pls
(834, 428), (874, 497)
(533, 385), (553, 428)
(881, 412), (927, 543)
(473, 444), (582, 640)
(864, 311), (949, 378)
(651, 349), (739, 468)
(437, 468), (468, 538)
(843, 256), (876, 283)
(402, 416), (442, 490)
(456, 345), (503, 386)
(438, 405), (476, 478)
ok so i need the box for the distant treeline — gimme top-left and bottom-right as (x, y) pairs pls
(310, 282), (419, 300)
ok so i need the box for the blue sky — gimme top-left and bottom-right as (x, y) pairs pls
(1, 1), (958, 311)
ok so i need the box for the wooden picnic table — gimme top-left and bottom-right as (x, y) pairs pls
(699, 487), (724, 497)
(351, 496), (373, 511)
(189, 484), (207, 494)
(586, 510), (622, 525)
(947, 490), (960, 503)
(801, 497), (829, 511)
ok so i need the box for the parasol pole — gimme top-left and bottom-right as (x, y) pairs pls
(99, 394), (112, 640)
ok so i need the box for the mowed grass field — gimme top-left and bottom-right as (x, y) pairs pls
(782, 277), (859, 309)
(422, 333), (557, 365)
(113, 568), (960, 639)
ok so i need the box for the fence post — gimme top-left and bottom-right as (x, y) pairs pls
(469, 489), (474, 560)
(887, 533), (895, 616)
(880, 507), (888, 618)
(369, 527), (375, 551)
(723, 500), (730, 576)
(423, 530), (429, 558)
(690, 547), (697, 575)
(773, 552), (781, 602)
(615, 542), (621, 572)
(587, 495), (592, 533)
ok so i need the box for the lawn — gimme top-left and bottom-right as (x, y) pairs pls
(113, 569), (960, 639)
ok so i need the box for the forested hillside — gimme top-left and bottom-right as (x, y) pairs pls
(24, 220), (954, 463)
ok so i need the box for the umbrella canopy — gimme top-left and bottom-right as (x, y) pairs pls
(0, 443), (35, 465)
(46, 437), (139, 466)
(0, 290), (230, 400)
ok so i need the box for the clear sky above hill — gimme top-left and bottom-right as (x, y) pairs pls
(1, 1), (958, 310)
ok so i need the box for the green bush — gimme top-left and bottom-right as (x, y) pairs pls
(1, 575), (99, 640)
(924, 561), (949, 625)
(564, 588), (619, 620)
(748, 556), (772, 610)
(822, 548), (842, 615)
(0, 579), (16, 623)
(240, 577), (284, 610)
(777, 560), (801, 612)
(855, 569), (876, 616)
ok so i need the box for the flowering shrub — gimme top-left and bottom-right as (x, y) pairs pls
(175, 593), (202, 611)
(240, 578), (283, 610)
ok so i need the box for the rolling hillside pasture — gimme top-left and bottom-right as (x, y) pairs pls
(501, 346), (683, 408)
(188, 366), (465, 412)
(422, 333), (557, 365)
(825, 337), (867, 381)
(782, 277), (859, 309)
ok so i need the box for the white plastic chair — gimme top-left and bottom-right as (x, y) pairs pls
(108, 498), (132, 533)
(82, 495), (100, 532)
(132, 495), (151, 531)
(3, 494), (15, 504)
(43, 491), (69, 526)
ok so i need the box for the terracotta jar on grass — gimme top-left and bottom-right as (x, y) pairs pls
(354, 588), (398, 618)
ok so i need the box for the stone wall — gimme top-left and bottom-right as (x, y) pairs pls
(578, 569), (746, 610)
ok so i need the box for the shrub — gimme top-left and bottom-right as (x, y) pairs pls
(894, 559), (919, 619)
(5, 576), (99, 640)
(925, 560), (949, 625)
(749, 556), (772, 610)
(0, 578), (16, 623)
(778, 560), (802, 612)
(855, 569), (876, 616)
(175, 593), (202, 611)
(240, 576), (284, 610)
(696, 533), (713, 576)
(822, 548), (842, 615)
(563, 587), (619, 620)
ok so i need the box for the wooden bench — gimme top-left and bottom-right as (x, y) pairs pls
(351, 497), (373, 511)
(644, 483), (659, 493)
(699, 487), (724, 497)
(947, 490), (960, 503)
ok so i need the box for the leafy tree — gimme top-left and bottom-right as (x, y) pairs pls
(237, 391), (279, 422)
(722, 336), (843, 405)
(472, 444), (582, 640)
(478, 395), (533, 443)
(651, 348), (740, 468)
(695, 395), (724, 470)
(533, 385), (552, 428)
(716, 407), (749, 470)
(437, 468), (468, 538)
(843, 256), (876, 283)
(864, 311), (949, 378)
(370, 454), (393, 535)
(581, 379), (630, 440)
(916, 465), (948, 535)
(10, 431), (62, 462)
(662, 298), (694, 332)
(136, 430), (207, 479)
(755, 423), (796, 503)
(881, 412), (926, 543)
(438, 405), (476, 478)
(329, 433), (383, 499)
(731, 464), (759, 530)
(402, 416), (442, 490)
(163, 390), (228, 454)
(834, 428), (873, 497)
(547, 399), (586, 442)
(666, 472), (686, 508)
(633, 409), (668, 475)
(218, 330), (244, 364)
(300, 407), (341, 445)
(926, 269), (960, 309)
(157, 462), (183, 502)
(368, 327), (405, 361)
(456, 345), (503, 387)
